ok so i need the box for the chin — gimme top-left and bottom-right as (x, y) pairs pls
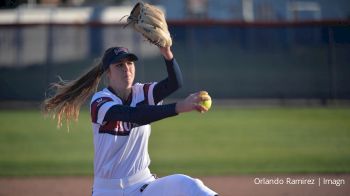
(126, 81), (133, 88)
(128, 79), (134, 85)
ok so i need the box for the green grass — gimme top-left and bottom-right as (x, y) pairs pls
(0, 107), (349, 176)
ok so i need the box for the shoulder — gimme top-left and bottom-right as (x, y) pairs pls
(90, 88), (118, 106)
(133, 82), (157, 94)
(133, 82), (159, 105)
(133, 82), (146, 89)
(91, 89), (110, 102)
(90, 89), (117, 120)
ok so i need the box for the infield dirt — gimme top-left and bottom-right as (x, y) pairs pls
(0, 174), (349, 196)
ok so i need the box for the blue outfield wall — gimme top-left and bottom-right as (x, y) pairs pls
(144, 23), (350, 100)
(0, 22), (349, 101)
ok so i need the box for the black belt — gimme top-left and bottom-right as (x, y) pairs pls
(140, 184), (149, 192)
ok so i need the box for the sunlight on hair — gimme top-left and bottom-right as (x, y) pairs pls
(43, 61), (104, 130)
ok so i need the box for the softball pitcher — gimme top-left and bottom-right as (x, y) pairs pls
(43, 45), (218, 196)
(44, 2), (218, 195)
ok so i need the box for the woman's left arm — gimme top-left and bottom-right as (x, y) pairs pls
(153, 47), (183, 104)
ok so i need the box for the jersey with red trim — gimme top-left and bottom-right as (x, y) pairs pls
(90, 82), (159, 179)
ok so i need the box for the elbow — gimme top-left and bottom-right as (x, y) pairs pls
(168, 76), (183, 92)
(177, 81), (183, 90)
(176, 76), (184, 90)
(172, 79), (183, 92)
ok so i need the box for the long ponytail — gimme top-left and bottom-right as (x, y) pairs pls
(43, 61), (105, 128)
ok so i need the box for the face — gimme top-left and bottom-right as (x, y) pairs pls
(107, 58), (135, 89)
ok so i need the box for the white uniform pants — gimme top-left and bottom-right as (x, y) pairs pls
(92, 168), (217, 196)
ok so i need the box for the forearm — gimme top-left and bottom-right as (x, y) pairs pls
(103, 104), (178, 125)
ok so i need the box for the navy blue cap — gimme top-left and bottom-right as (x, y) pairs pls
(102, 47), (138, 71)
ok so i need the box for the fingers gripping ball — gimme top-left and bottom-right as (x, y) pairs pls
(198, 91), (212, 111)
(126, 2), (172, 47)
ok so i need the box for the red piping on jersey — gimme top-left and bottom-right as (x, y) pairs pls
(143, 83), (151, 105)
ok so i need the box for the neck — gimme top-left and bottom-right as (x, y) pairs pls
(108, 85), (131, 101)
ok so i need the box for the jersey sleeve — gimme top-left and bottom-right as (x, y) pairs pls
(136, 82), (163, 106)
(146, 82), (161, 105)
(90, 97), (116, 125)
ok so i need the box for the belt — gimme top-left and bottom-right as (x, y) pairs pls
(93, 168), (152, 189)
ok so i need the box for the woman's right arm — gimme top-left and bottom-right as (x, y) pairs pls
(104, 104), (177, 126)
(102, 92), (208, 126)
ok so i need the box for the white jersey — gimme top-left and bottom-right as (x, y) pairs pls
(90, 82), (159, 179)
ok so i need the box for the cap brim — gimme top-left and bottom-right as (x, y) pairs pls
(109, 53), (138, 65)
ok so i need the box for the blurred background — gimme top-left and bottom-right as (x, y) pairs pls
(0, 0), (349, 103)
(0, 2), (350, 195)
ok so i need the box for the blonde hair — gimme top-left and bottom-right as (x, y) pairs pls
(43, 61), (105, 128)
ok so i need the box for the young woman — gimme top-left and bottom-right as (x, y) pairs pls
(44, 46), (218, 196)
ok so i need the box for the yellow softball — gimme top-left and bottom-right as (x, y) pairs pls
(198, 91), (212, 110)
